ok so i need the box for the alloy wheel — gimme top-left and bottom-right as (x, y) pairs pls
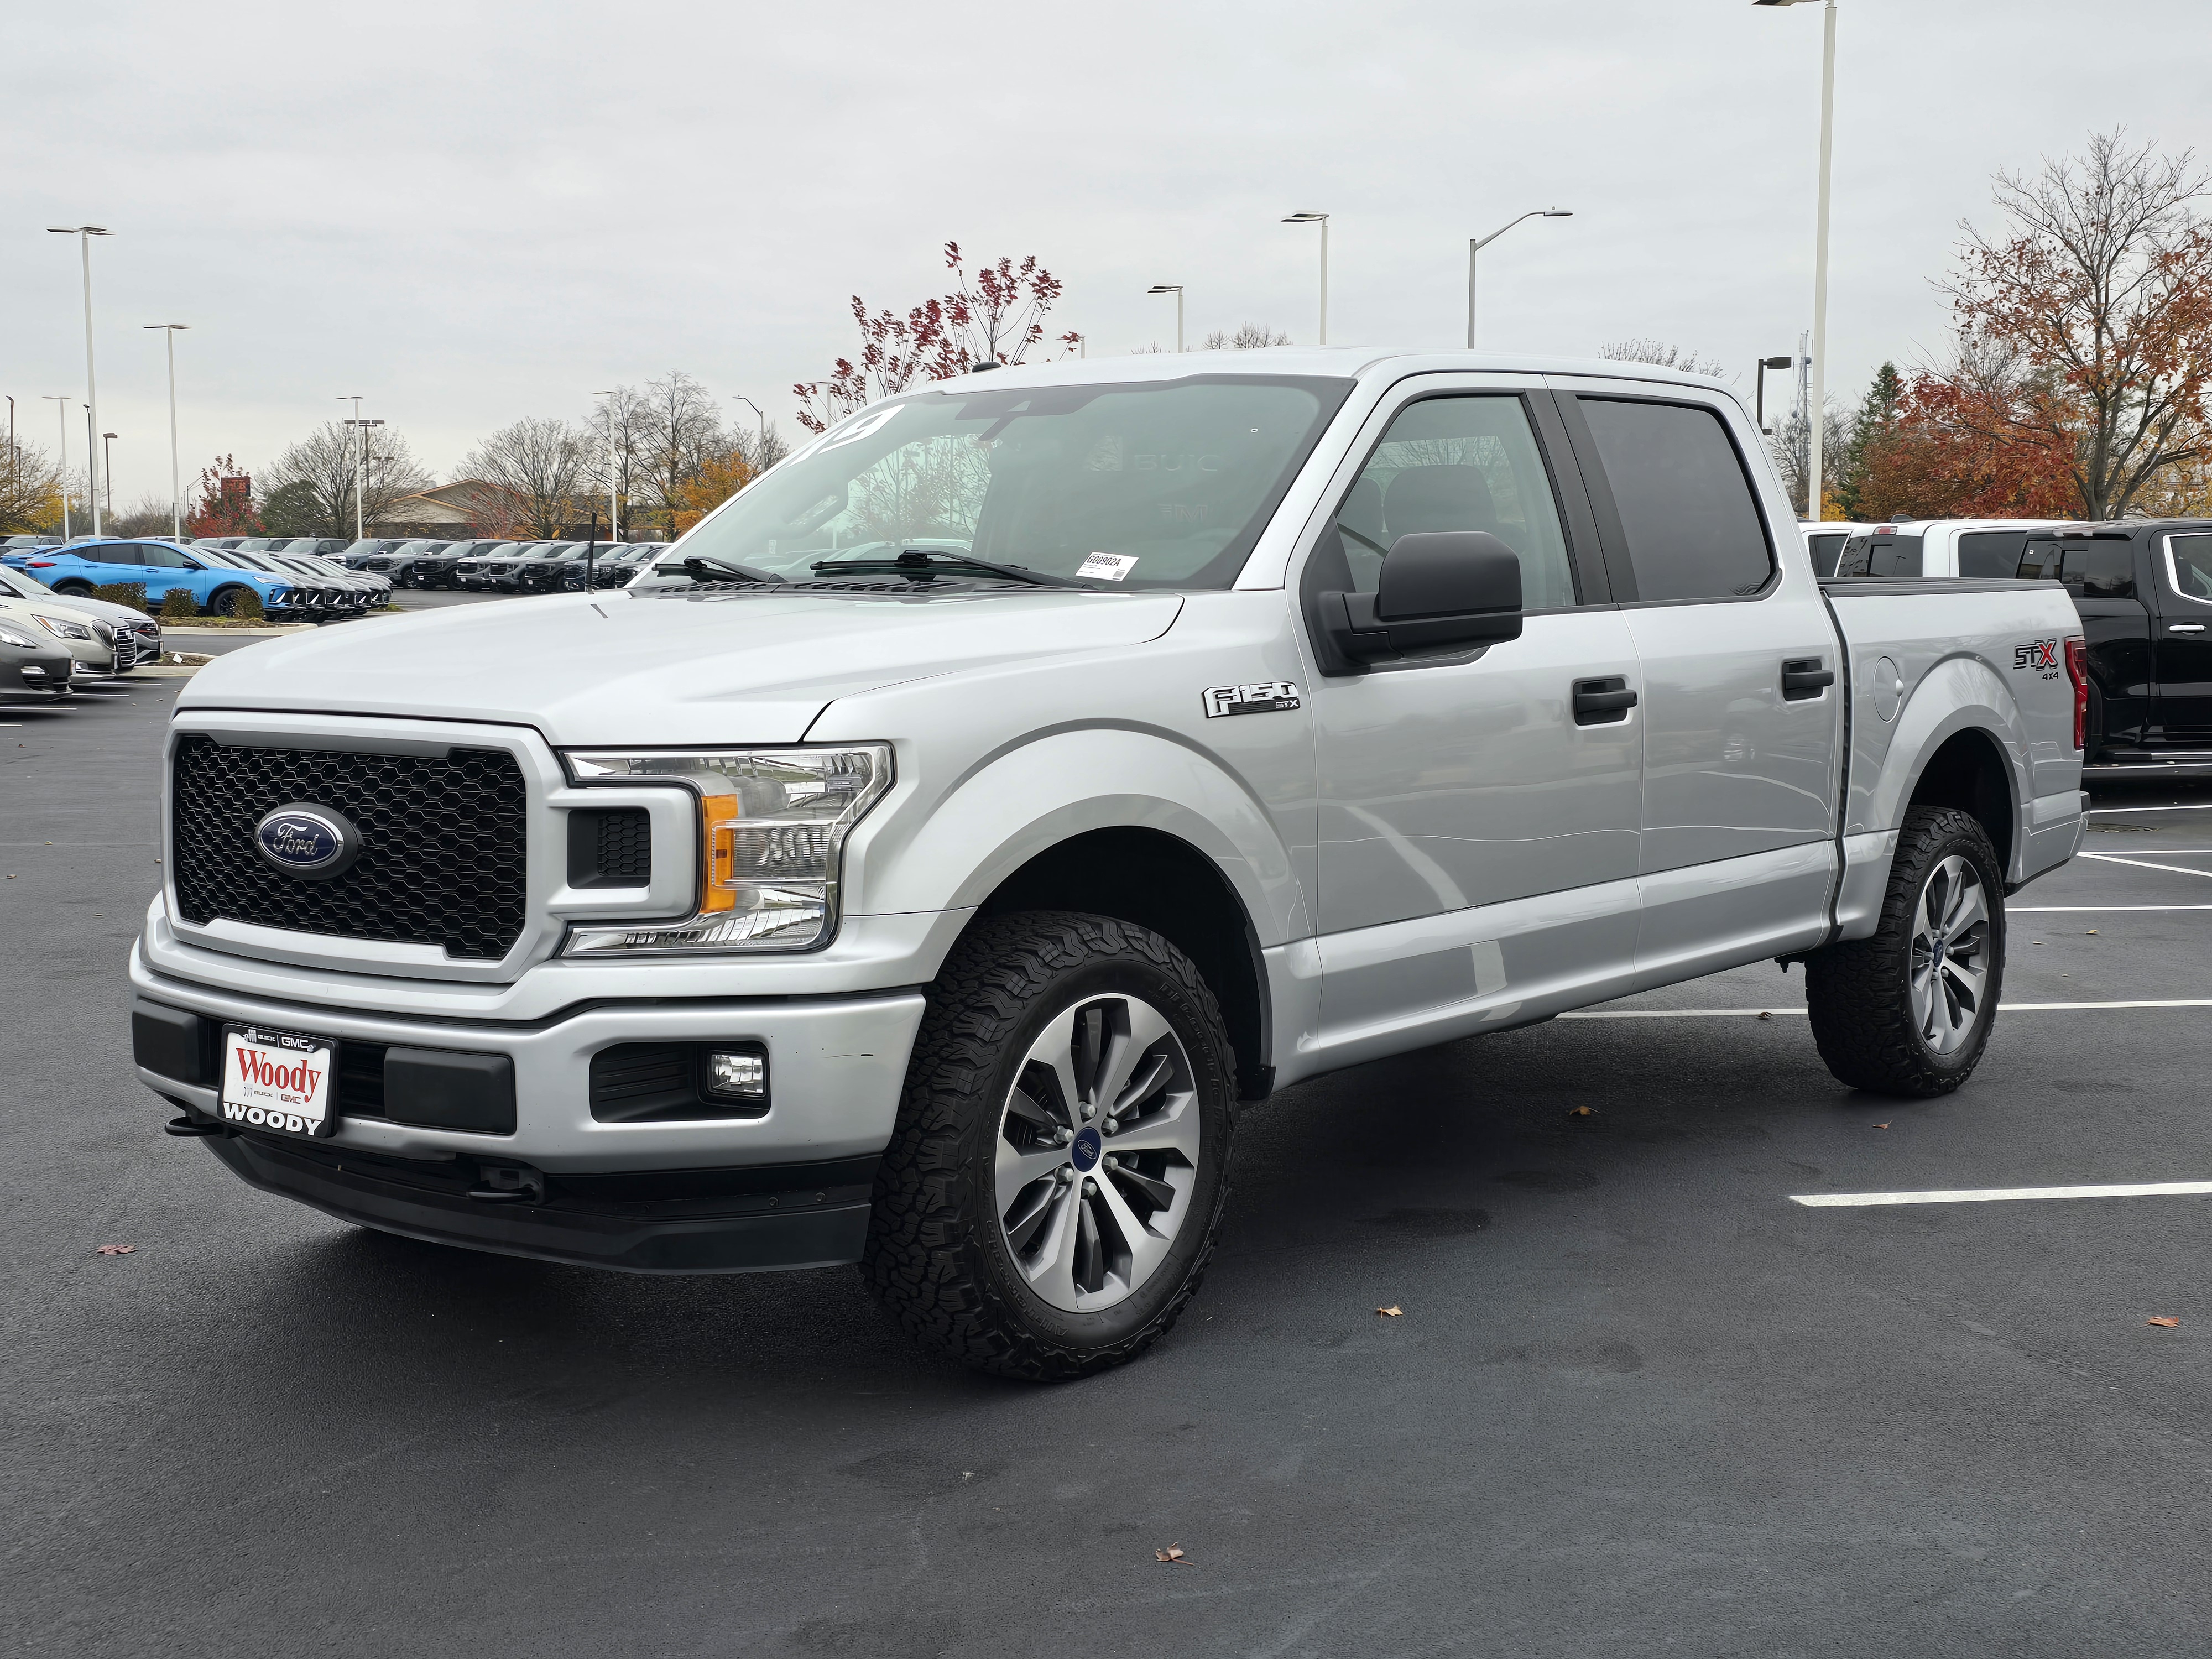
(1909, 853), (1990, 1055)
(994, 992), (1201, 1313)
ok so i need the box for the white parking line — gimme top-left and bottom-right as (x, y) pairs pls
(1564, 999), (2212, 1019)
(1792, 1182), (2212, 1207)
(2081, 853), (2212, 879)
(2011, 904), (2212, 911)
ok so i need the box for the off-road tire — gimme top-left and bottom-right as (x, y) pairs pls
(1806, 805), (2006, 1097)
(863, 911), (1237, 1381)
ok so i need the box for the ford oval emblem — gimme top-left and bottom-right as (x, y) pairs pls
(252, 804), (362, 880)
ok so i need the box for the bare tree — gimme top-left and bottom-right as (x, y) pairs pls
(1202, 322), (1293, 350)
(458, 418), (591, 539)
(1768, 399), (1851, 519)
(637, 372), (727, 541)
(109, 491), (179, 537)
(259, 421), (431, 537)
(583, 385), (654, 536)
(1600, 338), (1728, 378)
(1944, 129), (2212, 519)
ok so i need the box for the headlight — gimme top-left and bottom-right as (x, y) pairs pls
(0, 621), (40, 649)
(560, 745), (894, 953)
(34, 615), (94, 641)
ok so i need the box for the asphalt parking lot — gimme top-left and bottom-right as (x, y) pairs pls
(8, 668), (2212, 1658)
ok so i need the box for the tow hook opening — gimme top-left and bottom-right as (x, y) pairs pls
(467, 1162), (546, 1204)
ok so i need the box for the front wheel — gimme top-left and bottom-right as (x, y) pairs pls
(864, 912), (1237, 1380)
(1806, 806), (2006, 1096)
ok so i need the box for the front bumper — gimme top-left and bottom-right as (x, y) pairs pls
(195, 1129), (876, 1274)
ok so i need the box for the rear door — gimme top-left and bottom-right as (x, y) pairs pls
(2021, 531), (2153, 749)
(1550, 380), (1843, 988)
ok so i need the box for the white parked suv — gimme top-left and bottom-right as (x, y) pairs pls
(133, 350), (2089, 1378)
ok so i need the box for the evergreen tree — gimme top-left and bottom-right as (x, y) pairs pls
(1837, 362), (1904, 519)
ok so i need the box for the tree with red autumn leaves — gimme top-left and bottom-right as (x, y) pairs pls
(796, 244), (1078, 433)
(184, 455), (261, 537)
(1853, 131), (2212, 521)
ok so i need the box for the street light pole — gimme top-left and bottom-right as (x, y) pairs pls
(1282, 214), (1329, 345)
(590, 392), (622, 541)
(48, 226), (111, 535)
(1757, 0), (1838, 520)
(1466, 208), (1572, 348)
(144, 326), (190, 540)
(102, 431), (116, 521)
(42, 397), (70, 541)
(341, 418), (385, 541)
(337, 398), (367, 540)
(1146, 285), (1185, 352)
(731, 394), (767, 472)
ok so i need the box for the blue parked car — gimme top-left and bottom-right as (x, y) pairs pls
(6, 538), (298, 618)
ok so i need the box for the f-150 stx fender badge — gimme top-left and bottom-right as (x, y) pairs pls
(1203, 681), (1302, 718)
(2012, 638), (2062, 680)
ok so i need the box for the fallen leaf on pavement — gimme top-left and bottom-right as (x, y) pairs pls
(2148, 1317), (2180, 1328)
(1377, 1305), (1402, 1318)
(1568, 1105), (1593, 1118)
(95, 1244), (136, 1256)
(1155, 1545), (1191, 1564)
(1874, 1122), (1891, 1130)
(1756, 1010), (1773, 1021)
(2085, 930), (2098, 935)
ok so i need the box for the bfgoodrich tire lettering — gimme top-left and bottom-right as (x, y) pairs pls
(863, 911), (1237, 1380)
(1806, 805), (2006, 1097)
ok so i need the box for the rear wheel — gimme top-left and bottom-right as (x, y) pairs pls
(53, 580), (95, 598)
(1806, 806), (2006, 1096)
(864, 911), (1237, 1380)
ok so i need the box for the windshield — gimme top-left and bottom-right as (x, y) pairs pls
(0, 566), (55, 599)
(207, 549), (274, 571)
(675, 374), (1349, 589)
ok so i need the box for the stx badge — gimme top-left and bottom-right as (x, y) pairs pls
(2012, 639), (2061, 679)
(1203, 682), (1302, 718)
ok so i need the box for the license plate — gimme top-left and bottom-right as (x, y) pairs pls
(220, 1025), (337, 1138)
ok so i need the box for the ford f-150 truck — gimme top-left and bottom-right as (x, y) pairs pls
(131, 350), (2089, 1379)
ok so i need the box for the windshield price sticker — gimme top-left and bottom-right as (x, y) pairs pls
(1078, 552), (1139, 581)
(1203, 682), (1302, 718)
(220, 1025), (337, 1138)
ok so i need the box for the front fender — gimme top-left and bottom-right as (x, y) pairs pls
(841, 725), (1305, 953)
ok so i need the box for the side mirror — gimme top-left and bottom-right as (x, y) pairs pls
(1318, 531), (1524, 665)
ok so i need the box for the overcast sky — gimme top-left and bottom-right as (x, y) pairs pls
(8, 0), (2212, 513)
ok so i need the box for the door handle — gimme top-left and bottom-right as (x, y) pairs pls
(2171, 623), (2206, 633)
(1573, 676), (1637, 724)
(1781, 658), (1835, 700)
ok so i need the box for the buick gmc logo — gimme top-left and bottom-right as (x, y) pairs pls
(253, 804), (362, 880)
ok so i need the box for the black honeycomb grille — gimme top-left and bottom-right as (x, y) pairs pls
(596, 809), (651, 883)
(171, 735), (529, 959)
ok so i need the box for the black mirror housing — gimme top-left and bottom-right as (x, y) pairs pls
(1319, 530), (1524, 665)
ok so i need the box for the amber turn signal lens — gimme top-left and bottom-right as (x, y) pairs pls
(701, 795), (742, 912)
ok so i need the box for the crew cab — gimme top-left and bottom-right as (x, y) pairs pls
(131, 350), (2089, 1380)
(2011, 520), (2212, 773)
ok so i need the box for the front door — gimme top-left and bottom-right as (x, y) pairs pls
(1550, 384), (1843, 988)
(2155, 531), (2212, 743)
(1301, 383), (1645, 1047)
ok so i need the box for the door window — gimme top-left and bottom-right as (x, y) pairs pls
(1957, 529), (2027, 578)
(2169, 535), (2212, 604)
(1577, 398), (1773, 602)
(1316, 394), (1579, 610)
(2022, 537), (2136, 598)
(137, 544), (190, 568)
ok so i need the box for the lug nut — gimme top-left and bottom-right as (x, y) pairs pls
(1057, 1167), (1074, 1185)
(1103, 1155), (1120, 1171)
(1056, 1126), (1073, 1146)
(1101, 1119), (1117, 1136)
(1082, 1178), (1097, 1197)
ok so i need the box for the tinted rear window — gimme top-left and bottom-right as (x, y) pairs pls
(1578, 398), (1773, 602)
(1957, 530), (2027, 579)
(1806, 532), (1848, 577)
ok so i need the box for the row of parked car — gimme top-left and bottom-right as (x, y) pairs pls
(0, 537), (388, 622)
(336, 537), (667, 591)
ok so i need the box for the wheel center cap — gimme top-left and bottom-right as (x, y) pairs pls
(1070, 1126), (1103, 1172)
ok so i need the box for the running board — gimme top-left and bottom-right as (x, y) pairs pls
(2086, 758), (2212, 778)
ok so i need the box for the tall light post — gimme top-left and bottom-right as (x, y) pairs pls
(340, 414), (384, 541)
(1757, 0), (1837, 520)
(1466, 208), (1571, 348)
(1282, 213), (1329, 345)
(591, 391), (621, 541)
(144, 325), (189, 540)
(41, 397), (71, 541)
(731, 394), (766, 461)
(101, 431), (117, 521)
(1146, 285), (1184, 352)
(47, 226), (111, 535)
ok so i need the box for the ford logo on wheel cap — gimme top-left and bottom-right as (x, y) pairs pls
(252, 804), (363, 880)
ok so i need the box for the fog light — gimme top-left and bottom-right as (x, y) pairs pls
(706, 1049), (767, 1100)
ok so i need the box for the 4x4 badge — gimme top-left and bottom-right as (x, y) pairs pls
(1203, 682), (1302, 718)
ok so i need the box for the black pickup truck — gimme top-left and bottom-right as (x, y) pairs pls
(2018, 520), (2212, 770)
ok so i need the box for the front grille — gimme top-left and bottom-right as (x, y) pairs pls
(170, 735), (529, 959)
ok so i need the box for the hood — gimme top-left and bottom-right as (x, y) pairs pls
(178, 583), (1185, 744)
(8, 589), (144, 627)
(0, 594), (112, 640)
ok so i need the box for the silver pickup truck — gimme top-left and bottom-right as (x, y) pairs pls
(132, 351), (2088, 1379)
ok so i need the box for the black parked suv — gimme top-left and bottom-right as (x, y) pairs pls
(2015, 520), (2212, 769)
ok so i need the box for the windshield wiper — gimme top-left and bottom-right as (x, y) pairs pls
(808, 548), (1095, 589)
(673, 554), (786, 584)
